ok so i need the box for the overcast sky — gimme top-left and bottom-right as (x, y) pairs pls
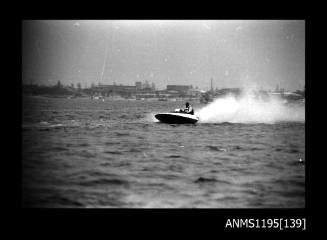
(22, 20), (305, 91)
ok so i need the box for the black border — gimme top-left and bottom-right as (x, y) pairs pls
(14, 13), (316, 234)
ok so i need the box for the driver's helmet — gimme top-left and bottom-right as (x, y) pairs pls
(185, 102), (190, 107)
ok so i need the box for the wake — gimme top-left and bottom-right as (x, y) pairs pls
(197, 92), (305, 124)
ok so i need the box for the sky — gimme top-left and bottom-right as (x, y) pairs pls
(22, 20), (305, 91)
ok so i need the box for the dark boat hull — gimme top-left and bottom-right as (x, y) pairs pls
(155, 113), (199, 124)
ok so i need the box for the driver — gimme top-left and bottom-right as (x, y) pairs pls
(183, 102), (194, 115)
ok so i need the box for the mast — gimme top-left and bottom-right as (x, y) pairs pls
(210, 77), (213, 92)
(100, 42), (109, 84)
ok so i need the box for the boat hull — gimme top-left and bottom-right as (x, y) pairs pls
(155, 113), (199, 124)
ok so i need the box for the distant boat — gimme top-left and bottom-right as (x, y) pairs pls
(92, 96), (105, 100)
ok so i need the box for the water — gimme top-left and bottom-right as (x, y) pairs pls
(22, 96), (305, 208)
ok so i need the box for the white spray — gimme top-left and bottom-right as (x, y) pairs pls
(197, 90), (305, 124)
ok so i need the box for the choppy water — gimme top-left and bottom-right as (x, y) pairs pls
(22, 96), (305, 208)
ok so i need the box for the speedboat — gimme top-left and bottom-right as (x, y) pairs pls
(155, 109), (199, 124)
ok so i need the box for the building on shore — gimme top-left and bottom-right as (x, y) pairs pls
(82, 82), (207, 101)
(166, 85), (192, 92)
(90, 84), (136, 98)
